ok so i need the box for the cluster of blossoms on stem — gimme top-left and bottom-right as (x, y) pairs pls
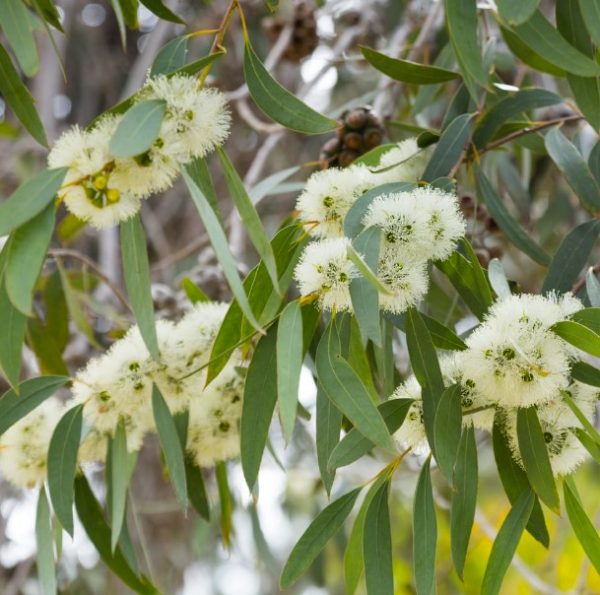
(393, 292), (600, 476)
(0, 303), (244, 489)
(294, 138), (466, 314)
(48, 75), (231, 229)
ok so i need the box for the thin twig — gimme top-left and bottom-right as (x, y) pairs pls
(48, 249), (133, 313)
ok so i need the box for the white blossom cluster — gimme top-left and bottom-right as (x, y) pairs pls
(294, 139), (465, 314)
(48, 75), (231, 229)
(0, 303), (243, 490)
(393, 293), (600, 476)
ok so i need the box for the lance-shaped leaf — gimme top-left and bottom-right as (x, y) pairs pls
(413, 458), (437, 595)
(280, 488), (361, 588)
(363, 479), (393, 595)
(500, 26), (565, 76)
(152, 385), (187, 507)
(561, 389), (600, 445)
(217, 148), (280, 291)
(0, 0), (38, 76)
(475, 167), (550, 265)
(361, 46), (460, 84)
(551, 320), (600, 357)
(0, 280), (27, 388)
(545, 128), (600, 214)
(516, 408), (559, 513)
(481, 490), (535, 595)
(0, 44), (46, 146)
(109, 421), (131, 552)
(328, 399), (412, 470)
(316, 387), (341, 495)
(139, 0), (183, 23)
(422, 113), (474, 181)
(0, 376), (69, 434)
(109, 99), (166, 158)
(0, 168), (67, 237)
(586, 268), (600, 306)
(150, 35), (188, 76)
(506, 11), (600, 76)
(185, 461), (210, 521)
(120, 215), (159, 359)
(243, 41), (337, 134)
(580, 0), (600, 46)
(444, 0), (487, 100)
(542, 220), (600, 293)
(36, 488), (57, 595)
(276, 301), (303, 442)
(241, 325), (278, 490)
(487, 259), (512, 299)
(571, 360), (600, 387)
(74, 475), (158, 595)
(385, 311), (467, 351)
(170, 51), (225, 78)
(47, 404), (83, 537)
(451, 425), (478, 579)
(497, 0), (540, 26)
(183, 168), (264, 334)
(564, 477), (600, 574)
(5, 203), (55, 316)
(433, 384), (462, 484)
(316, 321), (394, 452)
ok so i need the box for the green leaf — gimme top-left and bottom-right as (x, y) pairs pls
(109, 421), (130, 552)
(361, 46), (459, 84)
(183, 168), (264, 334)
(243, 41), (338, 134)
(139, 0), (183, 23)
(316, 320), (394, 452)
(444, 0), (487, 100)
(150, 35), (187, 76)
(413, 458), (437, 595)
(561, 390), (600, 444)
(74, 475), (158, 595)
(0, 279), (27, 388)
(433, 384), (462, 484)
(47, 404), (83, 537)
(329, 399), (412, 470)
(217, 148), (280, 291)
(120, 215), (159, 359)
(152, 385), (187, 507)
(215, 461), (233, 547)
(181, 277), (209, 304)
(5, 203), (55, 316)
(563, 477), (600, 574)
(0, 375), (69, 434)
(405, 308), (444, 452)
(185, 157), (223, 224)
(500, 26), (565, 76)
(363, 479), (393, 595)
(492, 418), (549, 547)
(249, 165), (301, 205)
(580, 0), (600, 46)
(0, 0), (38, 76)
(168, 51), (225, 78)
(36, 488), (57, 595)
(571, 360), (600, 387)
(551, 320), (600, 357)
(487, 258), (512, 299)
(241, 324), (278, 490)
(574, 427), (600, 462)
(516, 408), (560, 512)
(506, 10), (600, 77)
(475, 167), (550, 265)
(32, 0), (63, 31)
(497, 0), (540, 25)
(422, 113), (474, 182)
(316, 387), (341, 495)
(542, 220), (600, 293)
(276, 301), (303, 442)
(185, 461), (210, 521)
(545, 128), (600, 213)
(385, 311), (467, 351)
(586, 268), (600, 306)
(109, 99), (166, 158)
(0, 168), (67, 237)
(0, 43), (46, 145)
(451, 425), (478, 579)
(481, 490), (535, 595)
(280, 488), (361, 588)
(473, 88), (562, 147)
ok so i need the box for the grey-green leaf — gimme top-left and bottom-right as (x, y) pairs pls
(497, 0), (540, 26)
(150, 36), (188, 77)
(0, 168), (67, 237)
(36, 488), (57, 595)
(316, 387), (341, 496)
(481, 490), (535, 595)
(109, 99), (166, 158)
(120, 215), (159, 359)
(152, 385), (187, 507)
(433, 384), (462, 484)
(551, 320), (600, 357)
(0, 278), (27, 388)
(413, 457), (437, 595)
(0, 0), (38, 76)
(580, 0), (600, 46)
(516, 408), (560, 513)
(243, 42), (338, 134)
(109, 421), (130, 552)
(280, 488), (361, 588)
(47, 404), (84, 537)
(586, 268), (600, 306)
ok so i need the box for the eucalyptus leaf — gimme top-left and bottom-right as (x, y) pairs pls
(36, 488), (57, 595)
(0, 0), (38, 76)
(433, 384), (462, 484)
(413, 457), (437, 595)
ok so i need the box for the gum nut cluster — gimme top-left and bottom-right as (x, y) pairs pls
(0, 399), (64, 489)
(294, 144), (465, 314)
(48, 74), (231, 229)
(72, 302), (244, 470)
